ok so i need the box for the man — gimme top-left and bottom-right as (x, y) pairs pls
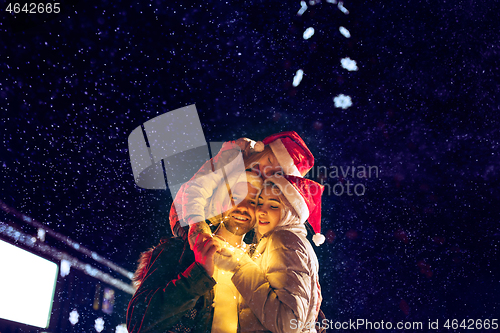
(126, 171), (262, 333)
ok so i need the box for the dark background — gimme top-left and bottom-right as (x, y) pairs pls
(1, 0), (500, 329)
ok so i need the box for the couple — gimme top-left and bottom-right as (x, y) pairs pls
(127, 132), (324, 333)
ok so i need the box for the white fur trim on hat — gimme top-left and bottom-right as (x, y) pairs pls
(267, 175), (309, 223)
(269, 139), (301, 177)
(312, 233), (325, 246)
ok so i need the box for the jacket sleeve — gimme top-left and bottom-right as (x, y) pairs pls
(231, 231), (314, 333)
(126, 241), (216, 333)
(170, 138), (252, 227)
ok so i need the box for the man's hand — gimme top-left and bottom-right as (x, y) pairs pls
(193, 233), (222, 277)
(188, 220), (213, 250)
(213, 245), (249, 273)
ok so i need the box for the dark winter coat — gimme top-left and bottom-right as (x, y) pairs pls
(126, 237), (216, 333)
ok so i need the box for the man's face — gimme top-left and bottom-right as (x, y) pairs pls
(222, 182), (259, 236)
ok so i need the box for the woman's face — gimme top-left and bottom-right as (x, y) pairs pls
(256, 185), (282, 235)
(258, 151), (282, 179)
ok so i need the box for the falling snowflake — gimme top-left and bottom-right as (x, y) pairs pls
(115, 324), (128, 333)
(303, 27), (315, 40)
(95, 317), (105, 332)
(297, 1), (308, 16)
(339, 26), (351, 38)
(69, 309), (79, 326)
(338, 1), (349, 14)
(292, 69), (304, 87)
(341, 57), (358, 71)
(333, 94), (353, 109)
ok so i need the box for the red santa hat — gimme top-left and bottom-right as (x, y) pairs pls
(267, 174), (325, 246)
(257, 131), (314, 177)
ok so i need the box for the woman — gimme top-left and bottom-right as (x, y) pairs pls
(215, 174), (324, 333)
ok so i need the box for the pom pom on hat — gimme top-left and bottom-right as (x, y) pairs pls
(312, 233), (325, 246)
(253, 141), (265, 152)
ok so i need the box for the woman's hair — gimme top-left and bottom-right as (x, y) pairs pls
(244, 145), (274, 171)
(261, 182), (300, 228)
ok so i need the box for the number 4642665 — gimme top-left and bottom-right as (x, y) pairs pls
(6, 3), (61, 14)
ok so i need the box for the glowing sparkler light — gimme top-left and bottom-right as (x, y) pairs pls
(334, 94), (353, 109)
(293, 69), (304, 87)
(341, 57), (358, 71)
(303, 27), (315, 40)
(339, 26), (351, 38)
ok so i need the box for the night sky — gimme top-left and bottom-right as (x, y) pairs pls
(2, 0), (500, 329)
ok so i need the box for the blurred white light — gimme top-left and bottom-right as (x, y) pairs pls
(297, 1), (308, 16)
(69, 309), (79, 326)
(293, 69), (304, 87)
(37, 228), (46, 241)
(60, 259), (71, 277)
(334, 94), (353, 109)
(338, 1), (349, 14)
(0, 240), (58, 329)
(95, 317), (105, 333)
(341, 57), (358, 71)
(326, 0), (337, 3)
(339, 26), (351, 38)
(303, 27), (315, 40)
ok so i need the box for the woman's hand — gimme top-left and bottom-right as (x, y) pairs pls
(213, 244), (249, 273)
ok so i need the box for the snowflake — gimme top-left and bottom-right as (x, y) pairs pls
(341, 57), (358, 71)
(339, 26), (351, 38)
(303, 27), (315, 40)
(95, 317), (105, 332)
(333, 94), (353, 109)
(69, 309), (79, 326)
(293, 69), (304, 87)
(297, 1), (308, 16)
(115, 324), (128, 333)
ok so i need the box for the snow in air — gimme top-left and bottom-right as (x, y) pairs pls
(334, 94), (353, 109)
(338, 1), (349, 14)
(339, 26), (351, 38)
(341, 57), (358, 71)
(303, 27), (315, 40)
(293, 69), (304, 87)
(95, 317), (105, 332)
(297, 1), (308, 16)
(69, 309), (79, 325)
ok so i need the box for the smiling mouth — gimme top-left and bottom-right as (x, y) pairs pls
(232, 214), (250, 222)
(258, 220), (270, 225)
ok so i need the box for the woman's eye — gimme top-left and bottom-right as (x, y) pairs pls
(271, 206), (279, 209)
